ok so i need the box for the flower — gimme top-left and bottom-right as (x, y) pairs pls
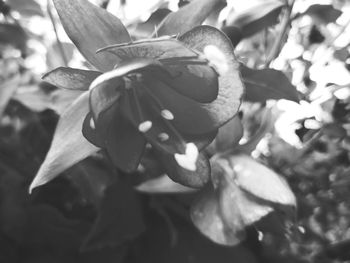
(30, 0), (244, 191)
(80, 37), (223, 176)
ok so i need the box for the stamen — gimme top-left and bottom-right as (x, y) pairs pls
(161, 109), (174, 120)
(160, 56), (208, 65)
(89, 118), (95, 129)
(138, 121), (152, 133)
(158, 133), (169, 142)
(174, 142), (199, 171)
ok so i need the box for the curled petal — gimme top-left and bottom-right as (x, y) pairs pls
(43, 67), (101, 91)
(179, 26), (244, 127)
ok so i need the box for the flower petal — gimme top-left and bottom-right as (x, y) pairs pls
(53, 0), (130, 71)
(120, 89), (186, 155)
(97, 37), (197, 61)
(157, 152), (210, 188)
(144, 78), (217, 135)
(179, 25), (244, 127)
(190, 185), (244, 246)
(105, 109), (146, 173)
(42, 67), (101, 91)
(157, 0), (226, 36)
(158, 63), (218, 103)
(228, 155), (296, 207)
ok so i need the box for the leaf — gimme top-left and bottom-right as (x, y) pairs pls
(29, 92), (99, 192)
(43, 67), (101, 91)
(81, 180), (145, 251)
(303, 4), (342, 24)
(226, 1), (285, 38)
(227, 155), (296, 208)
(0, 23), (27, 51)
(7, 0), (44, 17)
(53, 0), (131, 71)
(179, 25), (244, 128)
(156, 0), (226, 36)
(241, 64), (299, 103)
(0, 74), (20, 119)
(135, 174), (196, 194)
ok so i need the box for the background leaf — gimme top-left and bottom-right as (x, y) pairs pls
(241, 64), (299, 103)
(81, 179), (145, 251)
(302, 4), (342, 24)
(226, 1), (285, 38)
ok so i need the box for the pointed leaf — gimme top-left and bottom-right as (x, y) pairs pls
(157, 0), (226, 36)
(179, 26), (244, 127)
(241, 65), (299, 103)
(226, 1), (285, 38)
(30, 92), (99, 192)
(43, 67), (101, 91)
(53, 0), (131, 71)
(228, 155), (296, 207)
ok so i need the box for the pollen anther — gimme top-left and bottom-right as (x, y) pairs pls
(138, 121), (152, 133)
(158, 133), (169, 142)
(161, 109), (174, 120)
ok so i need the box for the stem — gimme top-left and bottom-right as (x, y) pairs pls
(47, 0), (68, 67)
(264, 0), (295, 68)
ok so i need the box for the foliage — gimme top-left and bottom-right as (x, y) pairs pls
(0, 0), (349, 262)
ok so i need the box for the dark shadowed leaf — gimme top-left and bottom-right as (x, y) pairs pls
(180, 26), (244, 128)
(81, 180), (145, 251)
(226, 1), (285, 38)
(8, 0), (44, 17)
(0, 23), (27, 51)
(157, 0), (226, 36)
(53, 0), (131, 71)
(29, 92), (99, 192)
(241, 64), (299, 103)
(303, 4), (342, 24)
(43, 67), (101, 91)
(158, 152), (210, 188)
